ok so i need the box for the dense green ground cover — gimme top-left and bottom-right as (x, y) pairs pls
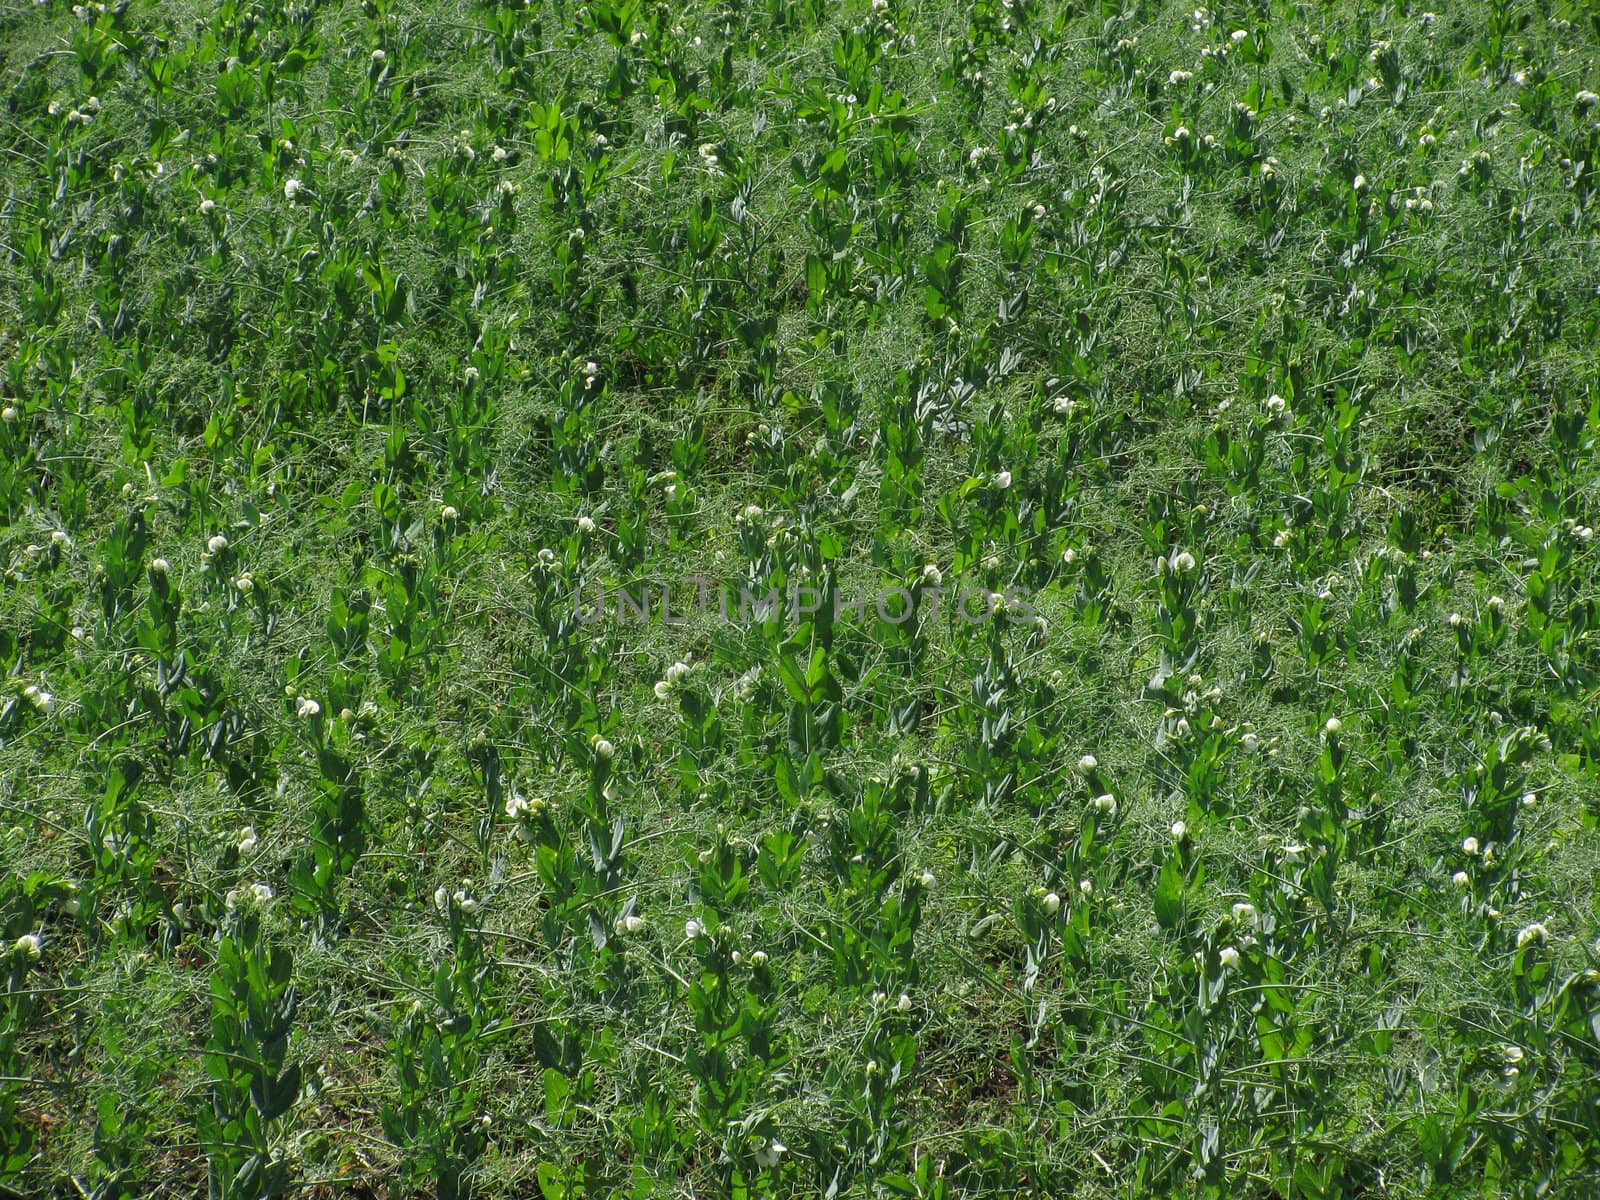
(3, 0), (1600, 1195)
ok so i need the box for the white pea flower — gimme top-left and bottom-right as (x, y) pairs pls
(1091, 793), (1117, 815)
(283, 177), (302, 201)
(250, 882), (274, 903)
(1043, 892), (1061, 914)
(992, 470), (1012, 489)
(504, 792), (531, 819)
(896, 992), (912, 1011)
(685, 918), (706, 940)
(199, 197), (216, 215)
(918, 869), (936, 888)
(622, 914), (645, 934)
(234, 574), (254, 594)
(1171, 820), (1187, 840)
(1576, 91), (1599, 109)
(238, 826), (258, 854)
(754, 1140), (788, 1169)
(1516, 922), (1548, 949)
(1078, 879), (1093, 896)
(1323, 717), (1342, 735)
(441, 505), (458, 522)
(207, 534), (229, 554)
(1463, 836), (1479, 855)
(577, 515), (596, 535)
(1240, 732), (1261, 754)
(1232, 902), (1256, 924)
(922, 563), (942, 586)
(1078, 754), (1098, 771)
(371, 48), (386, 61)
(732, 667), (761, 702)
(1, 406), (15, 423)
(1169, 549), (1196, 572)
(1218, 945), (1241, 968)
(593, 737), (615, 759)
(1451, 871), (1469, 887)
(150, 557), (170, 575)
(1230, 28), (1248, 43)
(435, 885), (450, 912)
(297, 697), (321, 718)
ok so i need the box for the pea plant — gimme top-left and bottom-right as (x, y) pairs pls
(200, 889), (301, 1200)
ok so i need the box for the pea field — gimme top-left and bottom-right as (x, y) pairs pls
(2, 0), (1600, 1196)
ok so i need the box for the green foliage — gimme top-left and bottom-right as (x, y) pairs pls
(1, 0), (1598, 1196)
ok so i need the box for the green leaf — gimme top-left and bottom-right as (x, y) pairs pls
(251, 1063), (301, 1121)
(1153, 855), (1184, 932)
